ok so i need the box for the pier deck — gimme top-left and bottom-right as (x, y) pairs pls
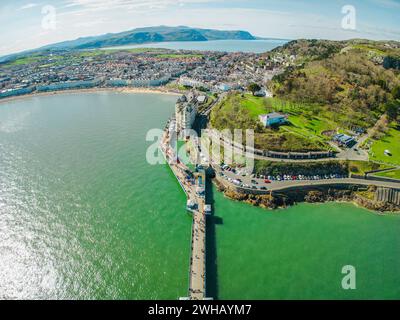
(189, 198), (206, 300)
(161, 132), (208, 300)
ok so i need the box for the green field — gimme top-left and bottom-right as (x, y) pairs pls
(351, 44), (387, 56)
(238, 94), (268, 117)
(374, 169), (400, 180)
(236, 94), (339, 140)
(370, 123), (400, 166)
(3, 54), (50, 67)
(348, 160), (392, 175)
(165, 82), (191, 91)
(2, 48), (172, 69)
(210, 93), (339, 152)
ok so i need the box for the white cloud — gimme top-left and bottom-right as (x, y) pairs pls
(63, 0), (222, 11)
(19, 3), (39, 10)
(1, 0), (399, 57)
(371, 0), (400, 8)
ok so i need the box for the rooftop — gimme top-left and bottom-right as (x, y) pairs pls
(260, 112), (287, 120)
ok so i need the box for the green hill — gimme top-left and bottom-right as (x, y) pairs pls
(38, 26), (257, 51)
(211, 39), (400, 154)
(270, 39), (400, 129)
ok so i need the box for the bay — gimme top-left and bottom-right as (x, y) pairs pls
(0, 91), (399, 300)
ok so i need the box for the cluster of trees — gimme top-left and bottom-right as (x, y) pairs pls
(247, 83), (261, 96)
(272, 42), (400, 128)
(270, 39), (345, 62)
(385, 86), (400, 122)
(255, 160), (349, 176)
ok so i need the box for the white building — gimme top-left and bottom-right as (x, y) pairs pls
(175, 93), (198, 136)
(197, 95), (207, 104)
(179, 76), (209, 89)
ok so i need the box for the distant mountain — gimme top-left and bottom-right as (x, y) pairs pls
(38, 26), (257, 51)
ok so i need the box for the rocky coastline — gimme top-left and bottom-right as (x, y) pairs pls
(213, 178), (400, 213)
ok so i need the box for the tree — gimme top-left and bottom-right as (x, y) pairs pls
(391, 85), (400, 100)
(385, 100), (400, 121)
(247, 83), (261, 96)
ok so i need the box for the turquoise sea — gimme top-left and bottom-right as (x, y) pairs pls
(0, 92), (399, 299)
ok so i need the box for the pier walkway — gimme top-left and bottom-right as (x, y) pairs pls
(160, 129), (209, 300)
(189, 197), (207, 300)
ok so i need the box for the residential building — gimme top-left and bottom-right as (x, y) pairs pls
(197, 95), (208, 104)
(259, 112), (288, 127)
(175, 93), (198, 135)
(333, 134), (357, 148)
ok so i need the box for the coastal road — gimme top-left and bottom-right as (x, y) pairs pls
(205, 128), (371, 163)
(218, 168), (400, 193)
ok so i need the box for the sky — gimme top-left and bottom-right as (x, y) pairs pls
(0, 0), (399, 56)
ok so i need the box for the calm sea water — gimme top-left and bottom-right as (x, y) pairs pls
(0, 92), (399, 299)
(104, 39), (288, 53)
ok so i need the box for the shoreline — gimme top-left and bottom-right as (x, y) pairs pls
(213, 177), (400, 213)
(0, 86), (183, 104)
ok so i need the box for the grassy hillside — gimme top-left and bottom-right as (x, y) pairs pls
(369, 122), (400, 166)
(270, 39), (400, 129)
(210, 93), (329, 152)
(375, 169), (400, 180)
(211, 39), (400, 154)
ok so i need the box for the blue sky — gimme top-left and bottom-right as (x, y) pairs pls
(0, 0), (399, 56)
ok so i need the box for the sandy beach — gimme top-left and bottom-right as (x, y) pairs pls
(0, 86), (183, 104)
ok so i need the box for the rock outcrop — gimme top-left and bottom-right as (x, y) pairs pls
(214, 178), (400, 213)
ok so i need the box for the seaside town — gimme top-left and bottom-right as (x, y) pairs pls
(0, 48), (285, 99)
(2, 42), (400, 212)
(0, 0), (400, 304)
(2, 0), (400, 304)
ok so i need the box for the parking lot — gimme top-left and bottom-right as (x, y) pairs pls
(216, 164), (349, 192)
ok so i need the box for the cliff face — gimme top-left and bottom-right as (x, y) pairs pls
(353, 194), (400, 212)
(214, 178), (400, 213)
(223, 189), (279, 209)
